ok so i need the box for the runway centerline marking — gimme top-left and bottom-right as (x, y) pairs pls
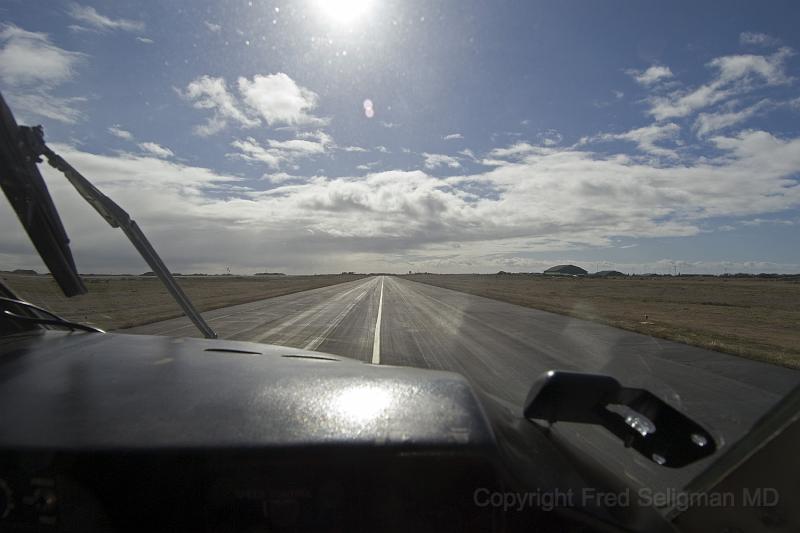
(372, 277), (384, 365)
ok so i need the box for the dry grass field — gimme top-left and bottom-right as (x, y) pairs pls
(2, 273), (365, 331)
(405, 274), (800, 369)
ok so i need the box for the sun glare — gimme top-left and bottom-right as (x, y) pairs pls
(314, 0), (374, 26)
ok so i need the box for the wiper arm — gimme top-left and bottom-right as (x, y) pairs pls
(1, 296), (104, 333)
(17, 125), (217, 340)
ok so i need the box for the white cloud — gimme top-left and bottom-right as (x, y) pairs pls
(459, 148), (477, 160)
(487, 142), (551, 160)
(0, 24), (86, 123)
(590, 123), (681, 158)
(108, 125), (133, 140)
(0, 24), (84, 86)
(710, 47), (793, 85)
(628, 65), (673, 86)
(136, 37), (154, 44)
(647, 48), (793, 120)
(375, 145), (389, 153)
(740, 217), (796, 227)
(341, 145), (367, 152)
(267, 134), (329, 154)
(443, 133), (463, 140)
(694, 99), (771, 137)
(204, 21), (222, 33)
(229, 137), (285, 168)
(261, 172), (300, 184)
(138, 142), (174, 158)
(4, 127), (800, 274)
(5, 93), (87, 124)
(237, 73), (324, 126)
(179, 75), (260, 136)
(422, 152), (461, 169)
(229, 133), (331, 169)
(67, 4), (145, 33)
(739, 32), (779, 47)
(180, 73), (326, 135)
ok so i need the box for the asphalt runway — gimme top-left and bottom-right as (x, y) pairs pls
(126, 275), (799, 492)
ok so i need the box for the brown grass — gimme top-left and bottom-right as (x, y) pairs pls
(2, 273), (366, 331)
(405, 274), (800, 369)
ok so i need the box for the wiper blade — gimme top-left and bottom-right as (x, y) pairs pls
(0, 296), (104, 333)
(16, 125), (217, 340)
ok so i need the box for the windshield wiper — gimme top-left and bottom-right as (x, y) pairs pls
(15, 123), (217, 340)
(0, 296), (104, 333)
(1, 91), (215, 339)
(0, 93), (86, 297)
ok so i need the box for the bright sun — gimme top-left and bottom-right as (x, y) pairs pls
(314, 0), (374, 25)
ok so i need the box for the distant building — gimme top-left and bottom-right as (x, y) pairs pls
(592, 270), (626, 277)
(543, 265), (588, 276)
(11, 269), (38, 275)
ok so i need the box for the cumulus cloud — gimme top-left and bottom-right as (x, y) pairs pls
(138, 142), (174, 158)
(228, 132), (331, 169)
(269, 131), (331, 157)
(136, 37), (154, 44)
(67, 4), (145, 33)
(0, 24), (86, 123)
(238, 73), (324, 126)
(4, 126), (800, 274)
(443, 133), (463, 140)
(628, 65), (673, 86)
(229, 137), (285, 168)
(422, 152), (461, 169)
(108, 125), (133, 140)
(178, 75), (260, 136)
(646, 48), (793, 120)
(179, 73), (325, 135)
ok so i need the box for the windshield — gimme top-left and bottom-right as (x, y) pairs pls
(1, 0), (799, 522)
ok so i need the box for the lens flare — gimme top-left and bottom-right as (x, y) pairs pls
(363, 99), (374, 118)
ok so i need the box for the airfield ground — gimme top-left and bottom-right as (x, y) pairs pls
(405, 274), (800, 369)
(1, 273), (366, 331)
(2, 272), (798, 368)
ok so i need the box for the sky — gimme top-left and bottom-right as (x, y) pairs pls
(1, 0), (799, 275)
